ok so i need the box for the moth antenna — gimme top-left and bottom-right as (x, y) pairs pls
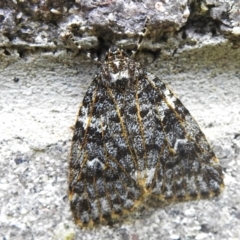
(132, 16), (150, 57)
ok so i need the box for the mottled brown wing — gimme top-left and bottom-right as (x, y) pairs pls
(124, 72), (224, 201)
(69, 78), (143, 228)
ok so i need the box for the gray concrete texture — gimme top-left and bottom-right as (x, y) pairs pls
(0, 0), (240, 239)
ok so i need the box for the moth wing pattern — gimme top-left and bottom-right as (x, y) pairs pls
(69, 48), (224, 228)
(69, 76), (143, 227)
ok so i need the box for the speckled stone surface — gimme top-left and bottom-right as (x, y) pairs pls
(0, 1), (240, 240)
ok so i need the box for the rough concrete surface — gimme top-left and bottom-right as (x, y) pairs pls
(0, 0), (240, 240)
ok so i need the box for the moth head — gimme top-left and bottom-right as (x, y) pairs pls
(100, 47), (141, 89)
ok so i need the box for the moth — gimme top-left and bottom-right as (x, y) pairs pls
(68, 47), (224, 228)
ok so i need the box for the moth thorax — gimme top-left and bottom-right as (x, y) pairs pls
(100, 58), (139, 89)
